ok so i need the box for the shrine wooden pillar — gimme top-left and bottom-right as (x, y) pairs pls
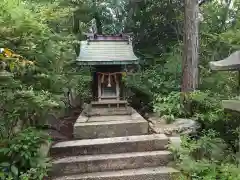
(98, 73), (101, 101)
(116, 76), (120, 100)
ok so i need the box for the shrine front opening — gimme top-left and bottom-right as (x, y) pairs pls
(92, 65), (125, 101)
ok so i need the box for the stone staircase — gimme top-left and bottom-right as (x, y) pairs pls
(50, 103), (179, 180)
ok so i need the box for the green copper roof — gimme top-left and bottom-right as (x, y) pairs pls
(76, 40), (139, 65)
(209, 51), (240, 71)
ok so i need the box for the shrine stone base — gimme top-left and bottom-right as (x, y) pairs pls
(73, 105), (148, 139)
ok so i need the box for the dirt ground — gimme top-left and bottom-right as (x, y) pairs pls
(54, 107), (82, 141)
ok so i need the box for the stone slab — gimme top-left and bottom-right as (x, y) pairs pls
(51, 151), (172, 175)
(91, 100), (128, 105)
(50, 134), (169, 157)
(88, 115), (132, 122)
(88, 107), (133, 116)
(53, 166), (179, 180)
(131, 109), (145, 120)
(148, 117), (200, 136)
(74, 119), (148, 139)
(222, 100), (240, 112)
(75, 113), (88, 123)
(39, 140), (52, 157)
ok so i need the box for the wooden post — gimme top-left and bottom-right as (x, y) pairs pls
(238, 71), (240, 96)
(116, 75), (120, 101)
(98, 73), (101, 101)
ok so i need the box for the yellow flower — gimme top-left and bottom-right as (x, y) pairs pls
(122, 72), (127, 77)
(28, 61), (34, 65)
(3, 48), (14, 57)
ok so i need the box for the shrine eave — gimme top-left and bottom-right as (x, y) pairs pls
(76, 59), (139, 66)
(76, 40), (139, 66)
(209, 51), (240, 71)
(209, 61), (240, 71)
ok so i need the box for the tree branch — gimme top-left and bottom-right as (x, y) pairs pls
(199, 0), (210, 6)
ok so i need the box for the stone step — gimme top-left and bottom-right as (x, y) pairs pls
(50, 134), (169, 158)
(52, 166), (179, 180)
(88, 107), (132, 116)
(90, 101), (128, 109)
(91, 100), (128, 105)
(51, 151), (173, 176)
(85, 115), (132, 122)
(74, 119), (148, 139)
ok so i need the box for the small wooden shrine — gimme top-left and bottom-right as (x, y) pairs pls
(76, 34), (139, 102)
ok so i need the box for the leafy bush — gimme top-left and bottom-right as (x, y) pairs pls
(0, 128), (51, 179)
(155, 90), (240, 179)
(125, 47), (181, 113)
(189, 91), (240, 151)
(190, 91), (225, 124)
(0, 0), (93, 179)
(0, 0), (94, 179)
(153, 91), (186, 123)
(170, 130), (240, 180)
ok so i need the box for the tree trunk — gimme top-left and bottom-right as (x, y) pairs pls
(182, 0), (199, 92)
(73, 11), (80, 34)
(181, 0), (199, 113)
(73, 11), (81, 56)
(94, 12), (103, 34)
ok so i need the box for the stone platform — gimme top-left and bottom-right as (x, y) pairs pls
(74, 108), (148, 139)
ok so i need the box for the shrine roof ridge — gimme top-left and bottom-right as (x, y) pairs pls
(83, 33), (132, 42)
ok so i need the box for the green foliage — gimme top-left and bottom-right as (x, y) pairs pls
(123, 1), (240, 179)
(153, 92), (186, 123)
(125, 46), (181, 95)
(0, 0), (92, 127)
(190, 91), (225, 123)
(152, 90), (225, 124)
(154, 90), (240, 179)
(0, 0), (92, 179)
(125, 46), (182, 111)
(170, 130), (240, 180)
(0, 128), (51, 179)
(189, 91), (239, 150)
(124, 0), (183, 53)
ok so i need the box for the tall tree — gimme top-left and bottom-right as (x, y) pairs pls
(181, 0), (199, 92)
(181, 0), (199, 114)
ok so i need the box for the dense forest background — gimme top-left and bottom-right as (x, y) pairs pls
(0, 0), (240, 179)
